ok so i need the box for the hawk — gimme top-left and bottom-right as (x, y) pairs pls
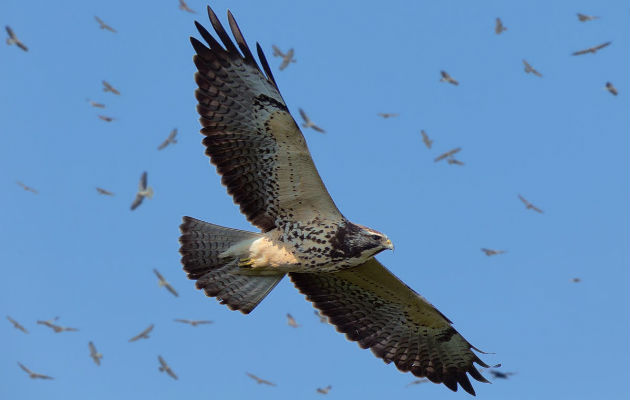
(130, 171), (153, 210)
(180, 7), (491, 395)
(439, 70), (459, 85)
(128, 324), (154, 342)
(5, 26), (28, 51)
(158, 356), (178, 380)
(94, 16), (116, 33)
(158, 128), (178, 150)
(271, 45), (296, 70)
(89, 341), (103, 366)
(571, 41), (611, 56)
(494, 18), (507, 35)
(246, 372), (276, 386)
(522, 59), (542, 77)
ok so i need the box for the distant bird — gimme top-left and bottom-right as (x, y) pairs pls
(7, 316), (28, 334)
(571, 277), (582, 283)
(98, 115), (114, 122)
(440, 70), (459, 85)
(96, 187), (114, 196)
(158, 356), (178, 380)
(94, 16), (116, 33)
(434, 147), (461, 162)
(174, 318), (213, 326)
(157, 128), (178, 150)
(406, 378), (429, 387)
(481, 248), (506, 256)
(17, 362), (53, 380)
(489, 370), (516, 380)
(518, 194), (543, 213)
(447, 157), (464, 166)
(522, 59), (542, 77)
(495, 18), (507, 34)
(420, 130), (433, 149)
(605, 82), (618, 96)
(5, 26), (28, 51)
(298, 109), (325, 133)
(178, 0), (196, 13)
(153, 269), (178, 297)
(577, 13), (599, 22)
(314, 310), (328, 324)
(246, 372), (276, 386)
(271, 45), (295, 70)
(87, 99), (105, 108)
(316, 385), (332, 394)
(128, 324), (154, 342)
(37, 318), (78, 333)
(572, 41), (611, 56)
(16, 181), (38, 194)
(286, 313), (299, 328)
(88, 342), (103, 366)
(377, 112), (399, 119)
(102, 80), (120, 95)
(130, 171), (154, 210)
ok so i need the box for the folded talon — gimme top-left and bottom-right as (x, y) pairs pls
(239, 257), (253, 267)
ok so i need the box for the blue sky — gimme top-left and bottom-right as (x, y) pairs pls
(1, 0), (627, 399)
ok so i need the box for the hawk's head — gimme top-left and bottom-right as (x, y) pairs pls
(330, 222), (394, 265)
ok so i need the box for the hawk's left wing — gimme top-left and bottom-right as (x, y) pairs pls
(290, 258), (490, 396)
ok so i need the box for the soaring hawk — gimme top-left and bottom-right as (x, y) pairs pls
(180, 6), (491, 395)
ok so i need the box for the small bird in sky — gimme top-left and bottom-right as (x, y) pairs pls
(286, 313), (300, 328)
(178, 0), (196, 13)
(489, 369), (517, 379)
(98, 115), (114, 122)
(377, 112), (399, 119)
(314, 310), (328, 324)
(522, 59), (542, 77)
(406, 378), (429, 387)
(7, 316), (28, 334)
(440, 70), (459, 85)
(129, 324), (154, 342)
(495, 18), (507, 34)
(96, 187), (114, 196)
(577, 13), (599, 22)
(174, 319), (213, 326)
(16, 181), (38, 194)
(87, 99), (105, 108)
(447, 157), (464, 166)
(481, 248), (506, 256)
(37, 318), (78, 333)
(5, 26), (28, 51)
(94, 16), (116, 33)
(130, 171), (154, 210)
(572, 41), (611, 56)
(434, 147), (461, 162)
(518, 194), (543, 213)
(571, 277), (582, 283)
(153, 269), (178, 297)
(316, 385), (332, 394)
(88, 342), (103, 366)
(246, 372), (276, 386)
(102, 80), (120, 95)
(157, 128), (178, 150)
(271, 45), (296, 70)
(158, 356), (178, 380)
(298, 108), (325, 133)
(605, 82), (618, 96)
(420, 130), (433, 149)
(18, 362), (53, 380)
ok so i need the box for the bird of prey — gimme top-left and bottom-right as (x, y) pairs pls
(440, 70), (459, 85)
(178, 0), (196, 14)
(17, 362), (53, 380)
(605, 82), (618, 96)
(298, 109), (326, 133)
(518, 194), (543, 213)
(522, 59), (542, 77)
(174, 318), (213, 326)
(16, 181), (38, 194)
(153, 269), (178, 297)
(158, 356), (178, 380)
(157, 128), (178, 150)
(128, 324), (154, 342)
(130, 171), (154, 210)
(494, 18), (507, 34)
(286, 313), (300, 328)
(571, 277), (582, 283)
(37, 318), (78, 333)
(102, 80), (120, 95)
(5, 26), (28, 51)
(314, 310), (328, 324)
(89, 342), (103, 366)
(96, 187), (114, 196)
(98, 115), (114, 122)
(447, 157), (464, 166)
(94, 16), (116, 33)
(87, 99), (105, 108)
(489, 370), (516, 379)
(577, 13), (599, 22)
(434, 147), (461, 162)
(572, 41), (611, 56)
(481, 248), (506, 256)
(377, 112), (399, 119)
(406, 378), (430, 387)
(180, 7), (491, 395)
(271, 45), (296, 70)
(420, 130), (433, 149)
(7, 316), (28, 334)
(246, 372), (276, 386)
(316, 385), (332, 394)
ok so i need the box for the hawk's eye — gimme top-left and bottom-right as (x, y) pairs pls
(371, 234), (381, 240)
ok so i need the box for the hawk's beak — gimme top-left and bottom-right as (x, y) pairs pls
(385, 239), (394, 251)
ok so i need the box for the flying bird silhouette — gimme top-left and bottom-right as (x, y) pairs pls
(314, 310), (328, 324)
(440, 70), (459, 85)
(246, 372), (276, 386)
(406, 378), (430, 387)
(5, 26), (28, 51)
(153, 269), (178, 297)
(130, 171), (154, 210)
(94, 16), (116, 33)
(494, 18), (507, 34)
(16, 181), (38, 194)
(377, 112), (399, 118)
(128, 324), (154, 342)
(447, 157), (464, 166)
(158, 128), (178, 150)
(605, 82), (618, 96)
(89, 341), (103, 366)
(434, 147), (461, 162)
(7, 316), (28, 334)
(181, 7), (491, 395)
(87, 99), (105, 108)
(178, 0), (196, 13)
(518, 194), (543, 213)
(522, 59), (542, 77)
(572, 41), (611, 56)
(18, 362), (53, 380)
(96, 187), (114, 196)
(286, 313), (300, 328)
(37, 318), (78, 333)
(98, 115), (114, 122)
(489, 369), (516, 379)
(102, 80), (120, 95)
(577, 13), (599, 22)
(571, 277), (582, 283)
(298, 109), (325, 133)
(174, 318), (213, 326)
(158, 356), (178, 380)
(481, 248), (506, 256)
(420, 130), (433, 149)
(316, 385), (332, 394)
(271, 45), (296, 70)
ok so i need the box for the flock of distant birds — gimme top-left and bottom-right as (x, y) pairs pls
(7, 3), (602, 390)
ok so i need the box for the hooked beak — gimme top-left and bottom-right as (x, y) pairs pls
(384, 238), (394, 251)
